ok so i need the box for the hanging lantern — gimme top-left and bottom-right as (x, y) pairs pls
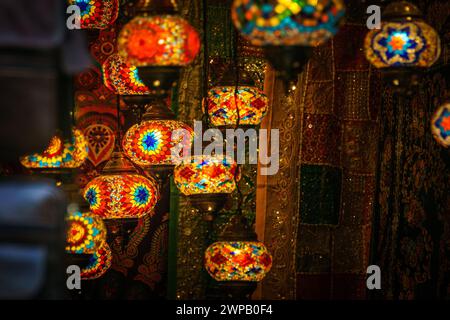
(231, 0), (345, 85)
(364, 1), (441, 92)
(66, 211), (107, 254)
(205, 241), (272, 282)
(123, 120), (193, 167)
(83, 151), (159, 219)
(20, 128), (88, 170)
(431, 102), (450, 148)
(205, 67), (269, 128)
(117, 0), (201, 94)
(102, 53), (150, 95)
(174, 155), (239, 215)
(68, 0), (119, 29)
(80, 243), (112, 280)
(204, 215), (272, 299)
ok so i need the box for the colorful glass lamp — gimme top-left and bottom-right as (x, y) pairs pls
(205, 67), (269, 128)
(20, 128), (88, 172)
(83, 151), (159, 220)
(68, 0), (119, 29)
(232, 0), (345, 85)
(364, 1), (441, 93)
(174, 155), (239, 216)
(66, 211), (107, 255)
(117, 0), (200, 95)
(205, 215), (272, 299)
(80, 243), (112, 280)
(431, 102), (450, 148)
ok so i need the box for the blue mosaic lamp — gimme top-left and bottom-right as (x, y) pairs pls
(431, 102), (450, 148)
(232, 0), (346, 85)
(364, 1), (441, 93)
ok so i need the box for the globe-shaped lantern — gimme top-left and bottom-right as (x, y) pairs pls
(68, 0), (119, 29)
(364, 1), (441, 92)
(117, 1), (200, 94)
(123, 120), (193, 167)
(102, 53), (150, 96)
(66, 211), (107, 255)
(174, 156), (239, 215)
(83, 152), (159, 219)
(232, 0), (345, 84)
(20, 128), (88, 171)
(431, 102), (450, 148)
(204, 215), (272, 299)
(80, 243), (112, 280)
(205, 68), (269, 128)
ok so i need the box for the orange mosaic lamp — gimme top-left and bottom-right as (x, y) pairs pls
(83, 151), (159, 219)
(66, 211), (106, 254)
(20, 128), (88, 170)
(117, 0), (201, 93)
(205, 241), (272, 282)
(68, 0), (119, 29)
(102, 53), (150, 95)
(123, 120), (193, 167)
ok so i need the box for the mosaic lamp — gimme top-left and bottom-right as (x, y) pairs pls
(205, 67), (269, 128)
(123, 100), (193, 182)
(68, 0), (119, 29)
(83, 151), (159, 220)
(204, 215), (272, 299)
(66, 211), (107, 255)
(431, 102), (450, 148)
(232, 0), (345, 84)
(20, 128), (88, 172)
(174, 155), (239, 216)
(117, 0), (201, 95)
(364, 1), (441, 93)
(80, 243), (113, 280)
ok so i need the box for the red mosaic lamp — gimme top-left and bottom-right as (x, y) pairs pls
(204, 215), (272, 299)
(117, 0), (201, 95)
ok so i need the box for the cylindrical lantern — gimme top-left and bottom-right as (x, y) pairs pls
(205, 241), (272, 282)
(206, 86), (269, 127)
(174, 156), (238, 196)
(20, 128), (88, 170)
(68, 0), (119, 29)
(66, 211), (107, 254)
(431, 102), (450, 148)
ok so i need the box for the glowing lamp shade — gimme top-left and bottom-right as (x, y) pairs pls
(123, 120), (193, 166)
(431, 103), (450, 148)
(365, 22), (441, 68)
(206, 86), (269, 127)
(205, 241), (272, 282)
(81, 243), (112, 280)
(20, 128), (88, 169)
(232, 0), (345, 47)
(117, 15), (200, 67)
(68, 0), (119, 29)
(174, 156), (238, 195)
(83, 174), (159, 219)
(102, 53), (150, 95)
(65, 212), (106, 254)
